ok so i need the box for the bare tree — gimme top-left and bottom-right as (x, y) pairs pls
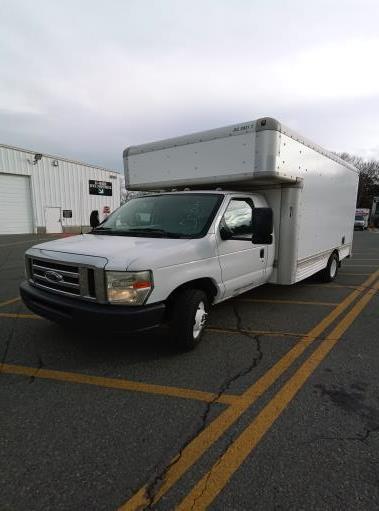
(338, 153), (379, 208)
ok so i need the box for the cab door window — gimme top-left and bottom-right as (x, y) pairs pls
(223, 199), (253, 239)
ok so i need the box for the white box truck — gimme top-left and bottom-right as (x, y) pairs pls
(355, 208), (370, 230)
(21, 117), (359, 349)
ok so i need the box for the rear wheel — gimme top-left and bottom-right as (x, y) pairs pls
(169, 289), (209, 350)
(319, 252), (339, 282)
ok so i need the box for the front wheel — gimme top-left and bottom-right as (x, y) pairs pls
(319, 252), (339, 282)
(169, 289), (209, 350)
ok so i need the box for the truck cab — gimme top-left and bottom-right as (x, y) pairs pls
(21, 191), (274, 349)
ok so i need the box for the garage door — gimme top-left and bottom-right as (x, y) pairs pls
(0, 174), (33, 234)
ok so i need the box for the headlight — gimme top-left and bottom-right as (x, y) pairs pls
(106, 271), (153, 305)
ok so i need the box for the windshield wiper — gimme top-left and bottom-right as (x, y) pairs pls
(126, 228), (188, 238)
(89, 227), (113, 234)
(90, 227), (190, 238)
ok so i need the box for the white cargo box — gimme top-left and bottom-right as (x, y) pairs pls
(124, 117), (359, 285)
(123, 117), (357, 191)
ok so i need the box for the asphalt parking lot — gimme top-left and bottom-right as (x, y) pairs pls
(1, 232), (378, 510)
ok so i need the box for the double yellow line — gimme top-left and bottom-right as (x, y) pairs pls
(120, 269), (379, 510)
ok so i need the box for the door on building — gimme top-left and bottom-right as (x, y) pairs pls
(0, 173), (33, 234)
(45, 207), (62, 233)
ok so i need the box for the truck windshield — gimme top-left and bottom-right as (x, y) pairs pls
(355, 216), (364, 221)
(90, 193), (223, 238)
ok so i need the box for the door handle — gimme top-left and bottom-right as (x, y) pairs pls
(260, 248), (264, 258)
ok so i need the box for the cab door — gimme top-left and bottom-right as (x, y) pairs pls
(216, 197), (267, 299)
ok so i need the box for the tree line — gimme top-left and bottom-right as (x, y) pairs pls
(339, 153), (379, 209)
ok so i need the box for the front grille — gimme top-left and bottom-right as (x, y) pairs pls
(29, 256), (104, 301)
(31, 258), (81, 297)
(87, 268), (96, 297)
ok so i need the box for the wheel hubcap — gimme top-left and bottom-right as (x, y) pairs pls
(330, 258), (337, 277)
(193, 301), (207, 339)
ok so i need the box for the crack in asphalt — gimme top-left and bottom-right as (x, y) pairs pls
(0, 300), (22, 373)
(360, 426), (379, 441)
(143, 388), (223, 510)
(188, 304), (264, 510)
(304, 426), (379, 445)
(138, 304), (264, 510)
(0, 299), (44, 384)
(28, 353), (44, 384)
(0, 328), (14, 372)
(303, 383), (379, 446)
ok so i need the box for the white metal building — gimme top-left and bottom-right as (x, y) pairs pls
(0, 144), (121, 234)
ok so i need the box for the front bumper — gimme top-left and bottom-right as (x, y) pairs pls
(20, 281), (166, 332)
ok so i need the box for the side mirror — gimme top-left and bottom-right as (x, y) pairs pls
(252, 208), (273, 245)
(220, 225), (233, 240)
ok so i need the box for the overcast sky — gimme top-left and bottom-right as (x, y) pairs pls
(1, 0), (379, 171)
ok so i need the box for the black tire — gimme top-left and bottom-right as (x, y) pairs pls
(169, 289), (209, 350)
(319, 252), (339, 282)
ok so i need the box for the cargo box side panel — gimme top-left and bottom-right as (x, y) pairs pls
(259, 184), (302, 285)
(277, 185), (302, 284)
(126, 133), (256, 190)
(260, 188), (282, 283)
(278, 133), (359, 278)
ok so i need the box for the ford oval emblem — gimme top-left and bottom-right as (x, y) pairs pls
(45, 270), (63, 283)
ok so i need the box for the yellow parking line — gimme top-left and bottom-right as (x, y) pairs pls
(0, 314), (305, 339)
(0, 314), (307, 338)
(235, 298), (338, 306)
(178, 276), (379, 510)
(0, 363), (238, 406)
(119, 269), (379, 511)
(0, 297), (20, 308)
(207, 326), (306, 338)
(0, 312), (40, 319)
(301, 284), (358, 289)
(339, 272), (370, 276)
(0, 310), (310, 340)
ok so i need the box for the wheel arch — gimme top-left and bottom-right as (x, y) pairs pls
(166, 277), (219, 307)
(332, 248), (340, 260)
(332, 248), (341, 267)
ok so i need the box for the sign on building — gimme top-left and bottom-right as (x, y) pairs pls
(89, 180), (112, 196)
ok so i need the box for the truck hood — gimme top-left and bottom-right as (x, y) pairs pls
(29, 234), (215, 271)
